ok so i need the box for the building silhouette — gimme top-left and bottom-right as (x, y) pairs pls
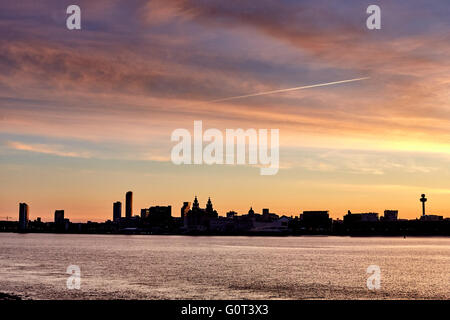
(383, 210), (398, 221)
(126, 191), (133, 219)
(149, 206), (171, 226)
(54, 210), (69, 231)
(140, 208), (150, 219)
(184, 196), (218, 231)
(261, 208), (279, 222)
(54, 210), (64, 224)
(344, 211), (379, 223)
(227, 211), (238, 218)
(113, 201), (122, 222)
(244, 207), (286, 233)
(300, 211), (332, 232)
(18, 203), (29, 231)
(181, 202), (190, 219)
(420, 214), (443, 221)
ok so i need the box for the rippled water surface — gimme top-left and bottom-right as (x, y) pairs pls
(0, 233), (449, 299)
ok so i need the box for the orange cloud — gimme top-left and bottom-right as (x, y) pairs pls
(6, 141), (90, 158)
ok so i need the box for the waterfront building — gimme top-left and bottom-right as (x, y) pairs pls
(54, 210), (65, 224)
(181, 202), (190, 220)
(344, 211), (379, 223)
(184, 196), (218, 231)
(126, 191), (133, 219)
(113, 201), (122, 222)
(383, 210), (398, 221)
(420, 215), (443, 222)
(18, 203), (29, 231)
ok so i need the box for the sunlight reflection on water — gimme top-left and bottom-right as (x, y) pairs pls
(0, 234), (448, 300)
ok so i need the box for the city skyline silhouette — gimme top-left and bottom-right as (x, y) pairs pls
(5, 191), (449, 226)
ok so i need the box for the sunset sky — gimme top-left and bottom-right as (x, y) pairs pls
(1, 0), (449, 222)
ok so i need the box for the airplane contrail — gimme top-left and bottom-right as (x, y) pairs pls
(207, 77), (370, 103)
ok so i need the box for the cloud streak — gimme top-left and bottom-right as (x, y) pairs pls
(6, 141), (90, 158)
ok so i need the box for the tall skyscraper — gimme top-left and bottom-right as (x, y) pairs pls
(126, 191), (133, 219)
(18, 203), (29, 231)
(54, 210), (65, 224)
(113, 201), (122, 222)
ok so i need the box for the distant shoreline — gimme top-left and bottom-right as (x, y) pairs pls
(0, 231), (449, 238)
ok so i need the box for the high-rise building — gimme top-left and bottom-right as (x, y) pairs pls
(54, 210), (65, 224)
(18, 203), (29, 231)
(113, 201), (122, 222)
(126, 191), (133, 219)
